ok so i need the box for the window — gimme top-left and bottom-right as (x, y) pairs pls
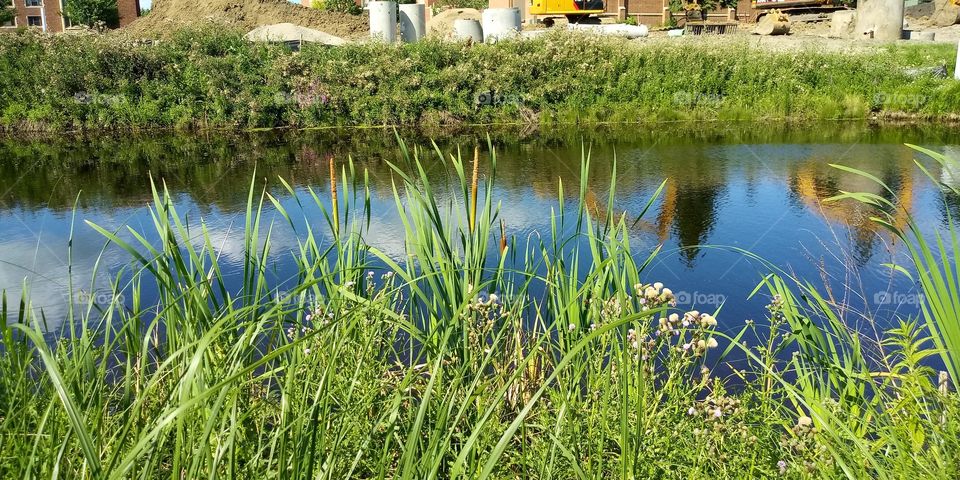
(25, 0), (42, 6)
(1, 18), (14, 28)
(27, 16), (42, 26)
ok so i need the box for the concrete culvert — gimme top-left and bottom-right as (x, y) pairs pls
(427, 8), (482, 39)
(856, 0), (904, 41)
(245, 23), (347, 46)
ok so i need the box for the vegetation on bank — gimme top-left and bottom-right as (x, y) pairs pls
(2, 140), (960, 478)
(0, 27), (958, 131)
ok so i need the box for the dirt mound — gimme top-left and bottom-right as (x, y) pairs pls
(124, 0), (369, 39)
(930, 0), (960, 27)
(426, 8), (481, 38)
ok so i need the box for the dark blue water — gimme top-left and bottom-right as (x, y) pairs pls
(1, 125), (957, 343)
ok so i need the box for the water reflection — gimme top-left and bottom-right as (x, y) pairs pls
(1, 123), (958, 331)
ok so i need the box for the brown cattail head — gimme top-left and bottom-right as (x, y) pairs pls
(470, 146), (480, 234)
(499, 219), (507, 255)
(329, 156), (339, 237)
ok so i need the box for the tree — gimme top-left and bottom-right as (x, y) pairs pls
(0, 3), (16, 25)
(63, 0), (119, 28)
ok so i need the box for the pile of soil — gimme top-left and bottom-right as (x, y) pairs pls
(125, 0), (369, 40)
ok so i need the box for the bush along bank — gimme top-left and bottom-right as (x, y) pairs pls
(1, 26), (959, 131)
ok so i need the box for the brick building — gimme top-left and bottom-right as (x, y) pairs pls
(1, 0), (141, 31)
(615, 0), (760, 25)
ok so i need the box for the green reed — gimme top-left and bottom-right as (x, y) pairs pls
(1, 141), (959, 478)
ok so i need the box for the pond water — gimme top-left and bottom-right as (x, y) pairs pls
(2, 123), (959, 343)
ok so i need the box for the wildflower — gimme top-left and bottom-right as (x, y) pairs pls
(304, 348), (311, 355)
(668, 313), (679, 324)
(797, 416), (812, 428)
(777, 460), (788, 474)
(590, 323), (597, 331)
(713, 409), (722, 419)
(568, 323), (576, 331)
(489, 293), (499, 304)
(367, 271), (374, 277)
(688, 407), (697, 416)
(305, 314), (312, 322)
(345, 281), (356, 287)
(653, 282), (664, 290)
(706, 337), (718, 349)
(662, 288), (673, 297)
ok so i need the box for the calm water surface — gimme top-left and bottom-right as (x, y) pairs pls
(2, 124), (959, 339)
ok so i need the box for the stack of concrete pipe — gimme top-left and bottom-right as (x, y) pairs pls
(481, 8), (521, 43)
(452, 19), (484, 42)
(373, 4), (651, 44)
(368, 1), (426, 43)
(854, 0), (904, 41)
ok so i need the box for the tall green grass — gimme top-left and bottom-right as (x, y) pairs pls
(2, 140), (960, 478)
(1, 27), (959, 131)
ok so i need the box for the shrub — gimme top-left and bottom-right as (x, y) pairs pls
(321, 0), (362, 15)
(62, 0), (120, 28)
(0, 27), (957, 132)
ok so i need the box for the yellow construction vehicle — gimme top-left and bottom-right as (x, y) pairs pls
(529, 0), (605, 23)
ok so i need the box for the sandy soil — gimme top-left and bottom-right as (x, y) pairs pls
(125, 0), (369, 40)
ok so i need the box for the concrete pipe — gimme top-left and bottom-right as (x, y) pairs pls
(855, 0), (904, 41)
(910, 31), (936, 41)
(481, 8), (521, 43)
(399, 3), (426, 43)
(831, 10), (856, 38)
(369, 1), (398, 43)
(452, 19), (483, 43)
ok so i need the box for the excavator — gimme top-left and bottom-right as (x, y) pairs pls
(528, 0), (605, 23)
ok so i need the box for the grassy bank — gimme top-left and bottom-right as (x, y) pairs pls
(0, 27), (959, 131)
(2, 140), (960, 478)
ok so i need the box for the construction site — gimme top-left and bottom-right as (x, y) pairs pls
(111, 0), (959, 44)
